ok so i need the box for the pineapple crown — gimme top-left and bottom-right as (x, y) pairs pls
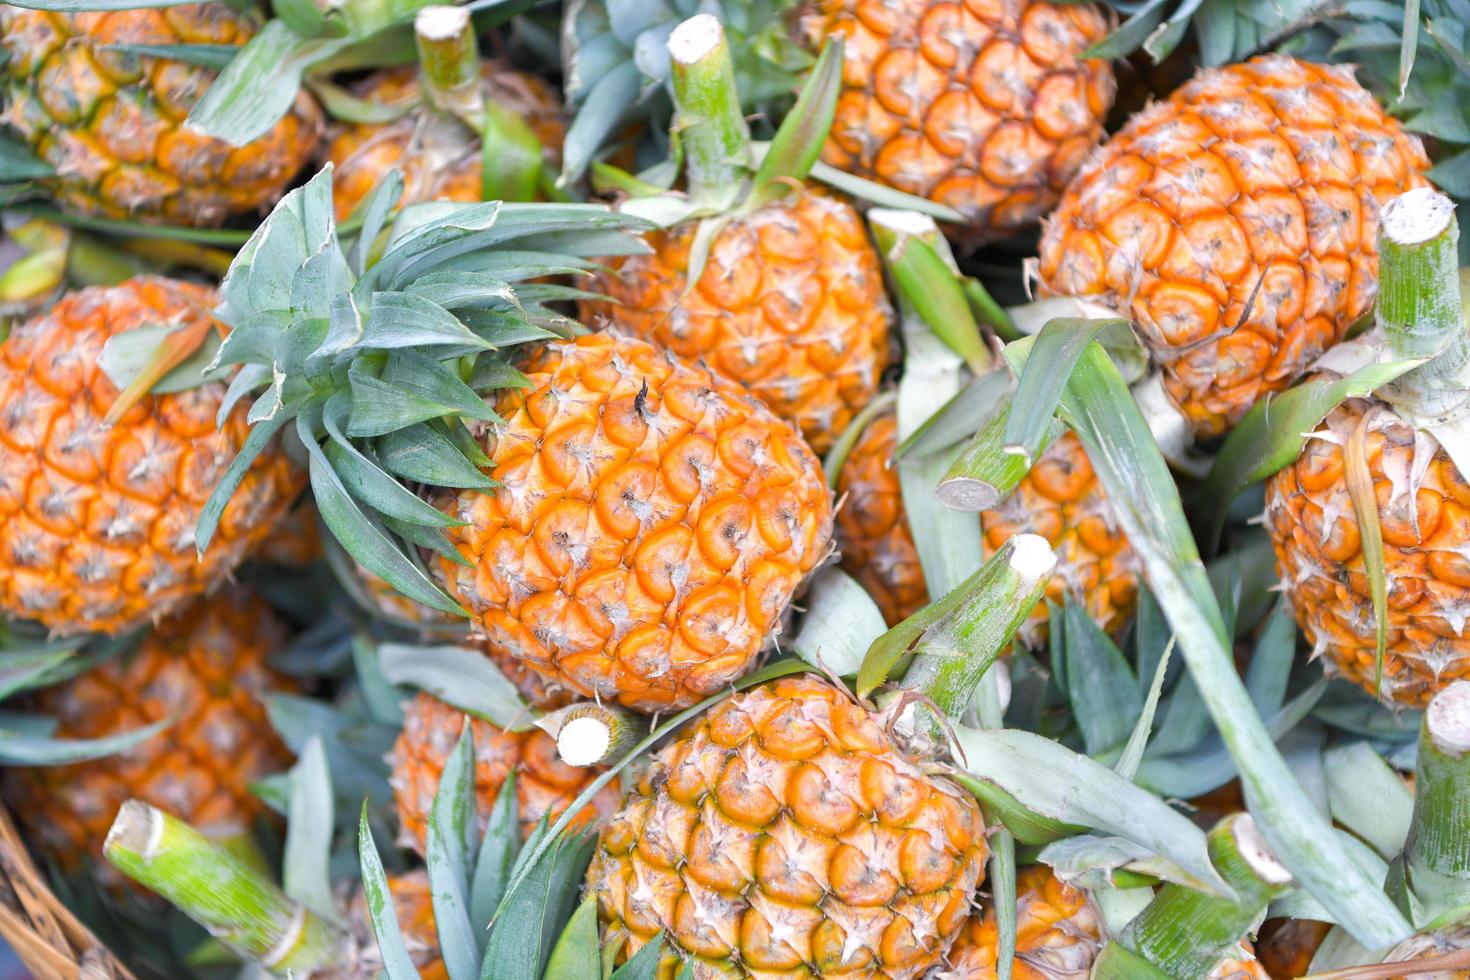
(197, 165), (651, 615)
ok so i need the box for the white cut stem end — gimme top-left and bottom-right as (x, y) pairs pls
(1428, 681), (1470, 757)
(1382, 188), (1455, 247)
(415, 5), (470, 40)
(668, 14), (724, 65)
(868, 208), (939, 237)
(106, 800), (164, 860)
(558, 716), (613, 767)
(1009, 533), (1057, 581)
(935, 477), (999, 513)
(1232, 814), (1293, 886)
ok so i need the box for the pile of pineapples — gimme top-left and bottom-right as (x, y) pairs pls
(3, 0), (1470, 976)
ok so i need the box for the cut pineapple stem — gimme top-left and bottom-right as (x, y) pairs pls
(897, 533), (1055, 721)
(667, 14), (751, 201)
(105, 800), (347, 974)
(415, 5), (484, 124)
(1402, 681), (1470, 896)
(536, 702), (641, 767)
(1378, 188), (1469, 409)
(1097, 814), (1292, 979)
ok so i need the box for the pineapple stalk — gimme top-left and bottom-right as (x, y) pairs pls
(667, 15), (751, 202)
(536, 702), (641, 767)
(1392, 681), (1470, 925)
(414, 5), (484, 123)
(897, 533), (1056, 719)
(1095, 814), (1292, 979)
(1378, 188), (1470, 412)
(105, 801), (347, 974)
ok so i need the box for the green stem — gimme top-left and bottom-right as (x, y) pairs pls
(1399, 681), (1470, 919)
(667, 14), (751, 202)
(1378, 188), (1469, 410)
(935, 401), (1061, 512)
(898, 534), (1056, 719)
(1105, 814), (1292, 979)
(105, 801), (347, 976)
(414, 5), (483, 124)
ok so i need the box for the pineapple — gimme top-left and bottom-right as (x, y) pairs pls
(0, 4), (322, 226)
(0, 276), (303, 635)
(388, 692), (621, 854)
(1256, 918), (1330, 979)
(834, 408), (1137, 638)
(4, 590), (295, 889)
(941, 865), (1100, 979)
(578, 16), (893, 454)
(1036, 55), (1431, 439)
(324, 58), (566, 219)
(1265, 189), (1470, 708)
(347, 870), (446, 980)
(804, 0), (1117, 245)
(586, 674), (989, 978)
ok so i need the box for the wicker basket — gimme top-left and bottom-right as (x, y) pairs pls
(0, 805), (132, 980)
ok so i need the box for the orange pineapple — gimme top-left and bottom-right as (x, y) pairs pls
(325, 62), (566, 220)
(5, 591), (295, 888)
(388, 692), (620, 853)
(805, 0), (1116, 245)
(430, 333), (833, 712)
(582, 191), (893, 454)
(0, 277), (303, 635)
(1037, 56), (1431, 438)
(0, 4), (322, 226)
(942, 865), (1100, 978)
(1256, 918), (1330, 978)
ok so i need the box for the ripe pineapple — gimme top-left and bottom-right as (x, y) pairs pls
(1265, 399), (1470, 707)
(0, 276), (303, 635)
(834, 409), (1137, 638)
(325, 62), (566, 220)
(430, 332), (834, 711)
(5, 590), (295, 889)
(389, 692), (621, 854)
(941, 865), (1100, 979)
(834, 408), (928, 625)
(804, 0), (1116, 245)
(581, 190), (892, 455)
(0, 4), (322, 226)
(587, 674), (989, 978)
(1037, 55), (1431, 439)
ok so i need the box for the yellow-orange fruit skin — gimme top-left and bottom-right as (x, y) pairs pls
(1265, 399), (1470, 708)
(805, 0), (1115, 245)
(388, 693), (621, 854)
(0, 5), (321, 226)
(324, 63), (567, 220)
(587, 675), (988, 979)
(1257, 918), (1330, 979)
(835, 411), (928, 626)
(981, 431), (1139, 644)
(431, 333), (834, 713)
(0, 277), (304, 635)
(5, 592), (295, 888)
(942, 866), (1100, 979)
(580, 192), (892, 454)
(1037, 55), (1431, 438)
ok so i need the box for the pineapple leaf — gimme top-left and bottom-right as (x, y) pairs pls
(0, 132), (52, 182)
(0, 716), (170, 766)
(345, 355), (495, 439)
(351, 635), (407, 727)
(609, 935), (667, 979)
(196, 408), (295, 555)
(98, 42), (238, 69)
(377, 644), (531, 730)
(96, 323), (230, 396)
(746, 35), (843, 209)
(542, 897), (600, 980)
(1115, 638), (1176, 782)
(381, 515), (465, 567)
(347, 171), (405, 277)
(1243, 602), (1296, 714)
(481, 102), (546, 204)
(360, 292), (497, 353)
(283, 737), (339, 924)
(481, 829), (598, 980)
(1323, 743), (1416, 859)
(358, 802), (425, 980)
(470, 772), (523, 926)
(789, 567), (888, 677)
(1001, 317), (1131, 469)
(426, 722), (483, 979)
(321, 397), (464, 529)
(1061, 602), (1144, 756)
(559, 62), (644, 188)
(375, 424), (496, 490)
(1086, 0), (1169, 60)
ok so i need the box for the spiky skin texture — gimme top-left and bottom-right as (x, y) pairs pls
(1037, 56), (1431, 438)
(580, 192), (893, 454)
(1265, 399), (1470, 708)
(938, 866), (1099, 979)
(348, 871), (446, 980)
(981, 431), (1138, 644)
(388, 693), (620, 854)
(803, 0), (1114, 245)
(835, 411), (927, 626)
(431, 333), (834, 713)
(324, 63), (567, 220)
(587, 675), (988, 979)
(0, 278), (304, 635)
(1257, 918), (1330, 979)
(5, 591), (294, 888)
(0, 5), (322, 226)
